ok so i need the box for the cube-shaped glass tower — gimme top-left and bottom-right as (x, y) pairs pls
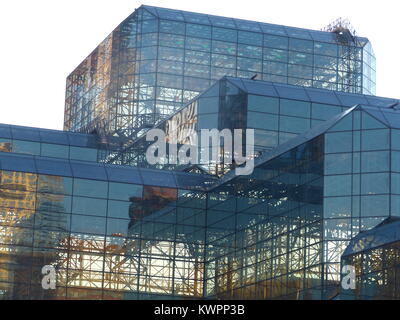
(64, 5), (376, 140)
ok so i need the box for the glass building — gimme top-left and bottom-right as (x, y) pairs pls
(64, 5), (376, 140)
(107, 77), (394, 174)
(2, 5), (400, 300)
(341, 217), (400, 300)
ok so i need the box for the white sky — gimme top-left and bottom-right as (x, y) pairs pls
(0, 0), (398, 130)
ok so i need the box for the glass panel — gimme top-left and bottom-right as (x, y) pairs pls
(248, 95), (279, 113)
(41, 143), (69, 159)
(72, 196), (107, 217)
(109, 182), (143, 201)
(280, 99), (310, 117)
(325, 132), (352, 153)
(73, 178), (108, 198)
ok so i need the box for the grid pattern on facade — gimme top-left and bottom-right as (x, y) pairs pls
(64, 5), (376, 140)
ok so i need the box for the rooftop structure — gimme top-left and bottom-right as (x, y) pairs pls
(64, 5), (376, 142)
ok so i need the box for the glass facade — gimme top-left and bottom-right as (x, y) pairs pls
(0, 150), (214, 299)
(341, 217), (400, 300)
(108, 77), (395, 175)
(3, 104), (400, 299)
(64, 5), (376, 139)
(3, 4), (400, 300)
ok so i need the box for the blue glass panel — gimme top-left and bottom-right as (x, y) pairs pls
(311, 103), (342, 120)
(247, 112), (278, 130)
(234, 19), (261, 32)
(106, 218), (130, 236)
(212, 27), (237, 42)
(67, 133), (98, 148)
(260, 23), (287, 36)
(159, 20), (185, 35)
(12, 140), (40, 155)
(248, 95), (279, 113)
(324, 196), (351, 218)
(0, 153), (36, 173)
(174, 172), (215, 190)
(392, 130), (400, 150)
(69, 146), (98, 162)
(198, 114), (218, 129)
(198, 97), (219, 114)
(37, 174), (72, 195)
(289, 38), (313, 53)
(109, 182), (143, 201)
(325, 175), (352, 196)
(182, 12), (211, 25)
(361, 112), (386, 129)
(140, 169), (176, 187)
(309, 31), (336, 43)
(360, 195), (389, 217)
(70, 161), (107, 180)
(238, 31), (263, 46)
(279, 116), (309, 133)
(186, 23), (211, 38)
(361, 129), (389, 151)
(141, 19), (158, 33)
(335, 92), (368, 107)
(306, 89), (341, 105)
(38, 130), (69, 145)
(325, 132), (352, 153)
(11, 127), (40, 142)
(35, 157), (72, 176)
(155, 7), (184, 20)
(105, 165), (142, 184)
(74, 178), (108, 198)
(280, 99), (311, 117)
(361, 173), (389, 194)
(41, 143), (69, 159)
(107, 201), (131, 219)
(273, 83), (310, 101)
(391, 151), (400, 172)
(325, 153), (352, 174)
(328, 114), (353, 131)
(208, 16), (235, 28)
(0, 124), (12, 139)
(361, 151), (389, 172)
(72, 196), (107, 216)
(254, 130), (278, 148)
(285, 27), (312, 40)
(71, 215), (106, 234)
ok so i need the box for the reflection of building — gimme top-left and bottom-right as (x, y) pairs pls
(1, 5), (400, 300)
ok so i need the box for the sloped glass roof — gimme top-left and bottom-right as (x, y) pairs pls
(342, 217), (400, 256)
(213, 104), (400, 187)
(0, 123), (100, 148)
(0, 151), (216, 190)
(224, 77), (399, 107)
(140, 5), (369, 44)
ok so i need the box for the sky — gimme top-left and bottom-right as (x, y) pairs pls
(0, 0), (398, 130)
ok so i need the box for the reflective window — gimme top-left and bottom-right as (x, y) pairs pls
(280, 99), (310, 117)
(109, 182), (143, 201)
(248, 95), (279, 113)
(41, 143), (69, 159)
(74, 178), (108, 198)
(325, 132), (352, 153)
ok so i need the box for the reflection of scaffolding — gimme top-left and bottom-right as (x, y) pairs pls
(322, 18), (362, 93)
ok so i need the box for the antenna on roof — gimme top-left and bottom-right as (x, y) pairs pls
(250, 74), (258, 80)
